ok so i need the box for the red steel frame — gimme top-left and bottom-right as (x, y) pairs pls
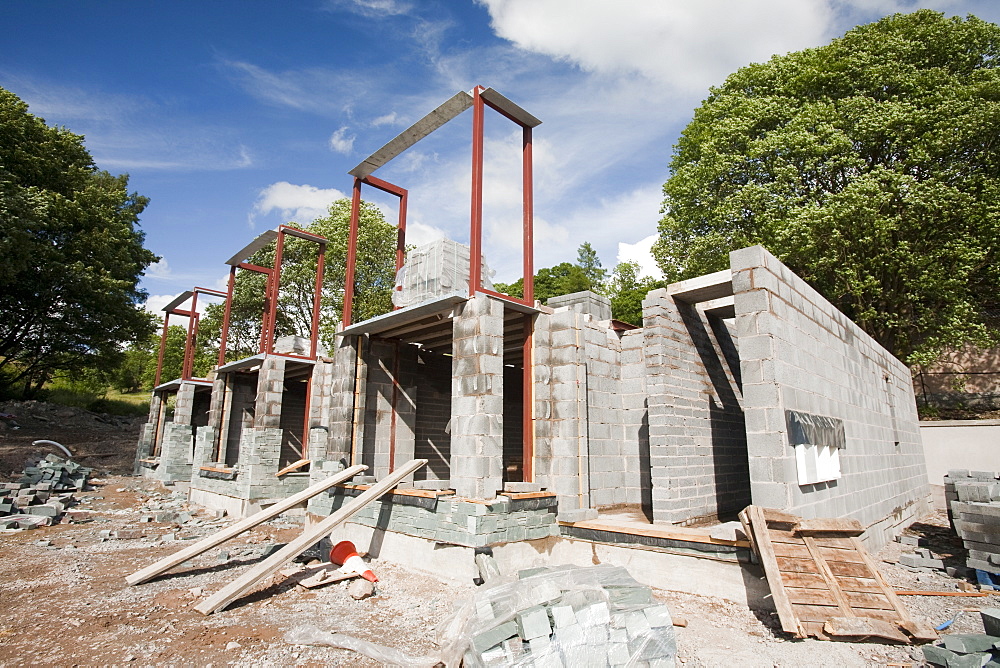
(341, 85), (537, 482)
(153, 286), (228, 388)
(217, 225), (328, 364)
(343, 176), (408, 327)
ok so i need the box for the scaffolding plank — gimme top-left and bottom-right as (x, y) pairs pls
(194, 458), (426, 615)
(125, 464), (368, 586)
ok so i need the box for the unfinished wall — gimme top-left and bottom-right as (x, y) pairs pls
(451, 294), (504, 499)
(643, 291), (750, 524)
(732, 245), (929, 549)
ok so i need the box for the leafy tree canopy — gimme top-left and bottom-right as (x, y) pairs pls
(651, 11), (1000, 364)
(0, 87), (157, 396)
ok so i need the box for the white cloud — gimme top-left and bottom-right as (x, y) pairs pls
(618, 234), (664, 280)
(406, 221), (448, 247)
(143, 293), (184, 316)
(329, 126), (355, 154)
(145, 259), (172, 279)
(324, 0), (413, 16)
(479, 0), (834, 94)
(371, 111), (399, 127)
(251, 182), (347, 227)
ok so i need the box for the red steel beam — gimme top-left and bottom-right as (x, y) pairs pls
(309, 241), (326, 359)
(522, 126), (535, 304)
(182, 290), (200, 379)
(153, 314), (170, 388)
(218, 266), (237, 367)
(469, 86), (485, 297)
(343, 178), (362, 327)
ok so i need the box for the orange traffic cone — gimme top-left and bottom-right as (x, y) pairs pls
(330, 540), (378, 582)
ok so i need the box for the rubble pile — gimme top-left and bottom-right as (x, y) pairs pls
(0, 454), (91, 528)
(462, 564), (676, 667)
(924, 610), (1000, 666)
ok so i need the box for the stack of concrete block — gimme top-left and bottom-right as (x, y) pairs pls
(317, 486), (560, 548)
(392, 239), (494, 308)
(923, 610), (1000, 666)
(462, 564), (676, 667)
(0, 455), (88, 528)
(945, 470), (1000, 576)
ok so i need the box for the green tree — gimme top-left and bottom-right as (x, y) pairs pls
(494, 242), (606, 303)
(576, 241), (607, 291)
(199, 198), (397, 361)
(606, 262), (666, 326)
(651, 11), (1000, 363)
(0, 87), (157, 396)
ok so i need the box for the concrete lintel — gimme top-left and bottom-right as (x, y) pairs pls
(667, 269), (733, 304)
(349, 90), (474, 178)
(699, 295), (736, 318)
(480, 87), (542, 128)
(162, 291), (194, 313)
(225, 229), (279, 266)
(154, 378), (213, 393)
(338, 293), (469, 337)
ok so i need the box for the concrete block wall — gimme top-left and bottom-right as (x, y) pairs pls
(310, 487), (560, 547)
(173, 382), (196, 425)
(451, 294), (505, 499)
(547, 291), (612, 322)
(414, 348), (453, 481)
(620, 329), (650, 512)
(156, 422), (195, 482)
(534, 309), (590, 511)
(361, 338), (418, 481)
(642, 290), (750, 524)
(254, 356), (285, 430)
(732, 245), (929, 550)
(583, 319), (625, 509)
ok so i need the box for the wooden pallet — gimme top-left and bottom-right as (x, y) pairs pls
(739, 505), (937, 644)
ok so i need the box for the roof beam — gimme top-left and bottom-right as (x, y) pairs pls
(667, 270), (734, 304)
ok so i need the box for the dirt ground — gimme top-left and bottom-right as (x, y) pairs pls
(0, 402), (997, 667)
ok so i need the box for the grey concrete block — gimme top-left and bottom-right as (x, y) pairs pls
(557, 508), (597, 523)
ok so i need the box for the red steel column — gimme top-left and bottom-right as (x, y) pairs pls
(522, 126), (535, 304)
(343, 178), (362, 327)
(154, 315), (170, 388)
(182, 291), (199, 380)
(469, 86), (485, 296)
(264, 230), (286, 354)
(310, 243), (326, 359)
(218, 266), (236, 367)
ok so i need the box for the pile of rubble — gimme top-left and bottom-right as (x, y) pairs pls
(0, 454), (91, 528)
(462, 563), (676, 667)
(924, 609), (1000, 666)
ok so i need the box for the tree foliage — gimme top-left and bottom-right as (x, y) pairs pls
(199, 198), (397, 361)
(0, 87), (157, 396)
(651, 11), (1000, 363)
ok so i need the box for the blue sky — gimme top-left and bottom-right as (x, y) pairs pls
(4, 0), (1000, 314)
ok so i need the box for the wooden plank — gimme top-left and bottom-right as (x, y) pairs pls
(850, 537), (913, 623)
(738, 507), (758, 555)
(796, 517), (864, 536)
(194, 458), (426, 615)
(772, 541), (812, 559)
(827, 560), (876, 578)
(844, 592), (894, 610)
(785, 571), (882, 594)
(760, 507), (800, 527)
(560, 520), (750, 547)
(894, 590), (990, 597)
(746, 506), (804, 636)
(802, 536), (853, 617)
(786, 587), (839, 607)
(776, 556), (822, 574)
(126, 464), (368, 586)
(824, 617), (909, 644)
(788, 603), (844, 623)
(276, 459), (310, 477)
(811, 536), (857, 550)
(817, 546), (868, 564)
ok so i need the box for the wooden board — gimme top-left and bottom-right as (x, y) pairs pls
(125, 464), (368, 586)
(740, 505), (935, 644)
(194, 458), (426, 615)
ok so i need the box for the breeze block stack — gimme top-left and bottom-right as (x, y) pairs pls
(0, 455), (90, 528)
(945, 470), (1000, 576)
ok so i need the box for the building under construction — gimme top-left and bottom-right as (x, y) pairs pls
(135, 86), (929, 558)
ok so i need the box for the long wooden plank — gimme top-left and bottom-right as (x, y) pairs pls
(776, 556), (822, 574)
(786, 587), (839, 607)
(826, 560), (876, 578)
(796, 517), (864, 536)
(126, 464), (368, 586)
(849, 537), (914, 624)
(784, 571), (882, 593)
(195, 458), (426, 615)
(747, 506), (803, 636)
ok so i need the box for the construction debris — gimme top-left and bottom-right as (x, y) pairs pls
(0, 454), (91, 528)
(739, 505), (937, 643)
(923, 611), (1000, 666)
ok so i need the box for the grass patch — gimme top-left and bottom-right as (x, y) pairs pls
(43, 385), (149, 417)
